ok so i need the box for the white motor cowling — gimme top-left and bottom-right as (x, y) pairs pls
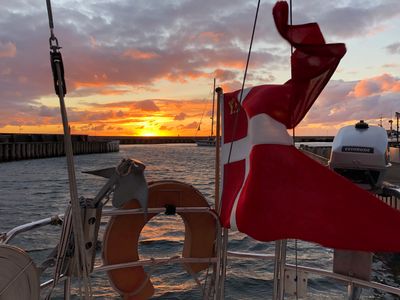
(330, 120), (390, 298)
(329, 120), (390, 191)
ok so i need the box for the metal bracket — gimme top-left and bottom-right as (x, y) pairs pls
(284, 268), (308, 298)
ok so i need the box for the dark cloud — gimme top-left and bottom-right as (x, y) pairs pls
(115, 110), (124, 118)
(386, 42), (400, 54)
(293, 0), (400, 40)
(159, 125), (174, 131)
(37, 105), (59, 117)
(107, 126), (123, 131)
(133, 100), (159, 111)
(182, 121), (198, 129)
(214, 69), (237, 82)
(174, 112), (186, 121)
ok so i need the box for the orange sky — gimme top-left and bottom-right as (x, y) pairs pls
(1, 0), (400, 137)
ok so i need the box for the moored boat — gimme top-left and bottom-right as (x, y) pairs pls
(195, 136), (216, 147)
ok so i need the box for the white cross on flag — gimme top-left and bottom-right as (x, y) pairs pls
(219, 1), (400, 252)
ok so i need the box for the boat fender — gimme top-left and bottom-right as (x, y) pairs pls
(102, 180), (217, 300)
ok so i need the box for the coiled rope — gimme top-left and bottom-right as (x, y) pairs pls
(0, 245), (39, 299)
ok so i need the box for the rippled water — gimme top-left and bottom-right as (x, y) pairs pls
(0, 144), (399, 299)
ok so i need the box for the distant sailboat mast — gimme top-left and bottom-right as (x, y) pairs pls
(196, 78), (217, 146)
(210, 78), (216, 138)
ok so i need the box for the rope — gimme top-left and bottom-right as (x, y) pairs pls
(46, 206), (73, 299)
(45, 1), (91, 299)
(217, 2), (261, 298)
(0, 245), (39, 299)
(0, 261), (34, 296)
(289, 1), (299, 298)
(202, 261), (213, 299)
(227, 0), (261, 164)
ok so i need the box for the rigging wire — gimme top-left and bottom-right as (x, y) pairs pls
(195, 80), (216, 137)
(227, 0), (261, 164)
(45, 0), (91, 299)
(219, 1), (261, 299)
(195, 103), (207, 137)
(288, 0), (300, 298)
(214, 2), (261, 298)
(223, 0), (300, 297)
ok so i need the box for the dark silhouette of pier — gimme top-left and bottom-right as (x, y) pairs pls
(0, 133), (335, 162)
(89, 135), (335, 144)
(0, 133), (119, 162)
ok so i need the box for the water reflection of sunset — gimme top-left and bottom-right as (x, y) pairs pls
(138, 215), (209, 297)
(140, 215), (185, 245)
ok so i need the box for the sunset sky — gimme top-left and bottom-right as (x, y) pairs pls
(1, 0), (399, 136)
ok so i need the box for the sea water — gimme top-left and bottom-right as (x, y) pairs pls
(0, 144), (398, 299)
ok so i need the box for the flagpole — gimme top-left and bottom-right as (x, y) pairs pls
(215, 86), (222, 214)
(211, 78), (216, 138)
(273, 1), (293, 298)
(215, 87), (228, 300)
(273, 240), (287, 300)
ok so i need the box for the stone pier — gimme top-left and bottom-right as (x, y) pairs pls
(0, 134), (119, 163)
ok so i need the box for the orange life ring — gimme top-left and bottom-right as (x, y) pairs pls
(102, 180), (217, 300)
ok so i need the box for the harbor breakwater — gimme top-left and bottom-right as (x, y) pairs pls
(90, 135), (335, 145)
(0, 133), (335, 162)
(0, 133), (119, 162)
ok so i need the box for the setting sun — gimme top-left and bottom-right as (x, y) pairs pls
(136, 130), (157, 137)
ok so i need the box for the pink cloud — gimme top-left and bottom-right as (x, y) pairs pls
(352, 74), (400, 97)
(196, 31), (223, 43)
(123, 49), (159, 60)
(0, 41), (16, 58)
(353, 80), (381, 97)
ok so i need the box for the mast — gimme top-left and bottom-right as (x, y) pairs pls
(211, 78), (216, 137)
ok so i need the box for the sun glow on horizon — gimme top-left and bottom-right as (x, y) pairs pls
(136, 130), (157, 137)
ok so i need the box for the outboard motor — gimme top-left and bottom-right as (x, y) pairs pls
(329, 120), (390, 300)
(329, 120), (390, 191)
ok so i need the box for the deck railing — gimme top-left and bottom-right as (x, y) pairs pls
(3, 204), (400, 299)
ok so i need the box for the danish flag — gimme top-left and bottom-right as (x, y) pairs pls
(220, 1), (400, 251)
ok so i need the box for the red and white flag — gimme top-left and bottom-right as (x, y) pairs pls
(220, 1), (400, 252)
